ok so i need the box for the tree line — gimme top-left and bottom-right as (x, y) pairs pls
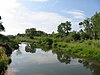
(57, 12), (100, 40)
(0, 12), (100, 42)
(15, 12), (100, 41)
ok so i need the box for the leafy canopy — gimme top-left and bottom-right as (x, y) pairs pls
(57, 21), (71, 35)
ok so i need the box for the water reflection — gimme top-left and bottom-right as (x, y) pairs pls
(25, 44), (36, 53)
(52, 48), (100, 75)
(40, 46), (52, 52)
(16, 49), (22, 55)
(78, 59), (100, 75)
(52, 49), (71, 64)
(1, 43), (100, 75)
(24, 43), (100, 75)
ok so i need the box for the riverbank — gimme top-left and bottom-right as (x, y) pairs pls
(14, 35), (100, 61)
(52, 40), (100, 61)
(0, 47), (10, 75)
(0, 34), (19, 75)
(5, 43), (100, 75)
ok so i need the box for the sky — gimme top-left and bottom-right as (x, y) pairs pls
(0, 0), (100, 35)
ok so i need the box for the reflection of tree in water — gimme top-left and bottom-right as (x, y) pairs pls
(52, 48), (100, 75)
(25, 43), (52, 53)
(52, 49), (71, 64)
(40, 46), (51, 52)
(25, 44), (36, 53)
(78, 59), (100, 75)
(16, 49), (22, 55)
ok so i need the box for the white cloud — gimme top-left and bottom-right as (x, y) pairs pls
(26, 50), (58, 64)
(0, 0), (70, 35)
(63, 10), (86, 32)
(31, 0), (48, 2)
(64, 10), (85, 19)
(31, 12), (71, 33)
(71, 22), (80, 31)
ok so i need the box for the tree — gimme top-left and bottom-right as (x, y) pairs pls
(79, 18), (92, 35)
(79, 18), (93, 39)
(91, 12), (100, 39)
(36, 30), (47, 36)
(25, 28), (36, 39)
(0, 16), (5, 32)
(71, 31), (81, 41)
(79, 12), (100, 39)
(57, 21), (71, 36)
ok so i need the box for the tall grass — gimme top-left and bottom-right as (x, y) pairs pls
(0, 47), (9, 71)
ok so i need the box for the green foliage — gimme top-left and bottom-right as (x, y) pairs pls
(0, 47), (9, 71)
(52, 39), (100, 61)
(15, 36), (39, 44)
(0, 34), (19, 50)
(8, 40), (19, 50)
(39, 37), (53, 46)
(91, 12), (100, 38)
(25, 28), (47, 39)
(57, 21), (71, 36)
(0, 34), (9, 43)
(79, 12), (100, 39)
(25, 28), (36, 39)
(72, 33), (80, 40)
(3, 11), (99, 62)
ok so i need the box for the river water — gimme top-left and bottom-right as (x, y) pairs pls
(5, 43), (100, 75)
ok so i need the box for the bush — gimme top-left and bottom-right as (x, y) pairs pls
(0, 47), (9, 71)
(39, 37), (53, 46)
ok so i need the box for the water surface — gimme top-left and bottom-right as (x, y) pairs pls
(5, 43), (100, 75)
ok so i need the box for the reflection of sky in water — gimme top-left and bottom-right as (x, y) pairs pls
(11, 48), (58, 65)
(7, 43), (92, 75)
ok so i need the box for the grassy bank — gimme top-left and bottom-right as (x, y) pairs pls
(0, 47), (10, 74)
(15, 35), (100, 61)
(0, 34), (19, 74)
(52, 40), (100, 61)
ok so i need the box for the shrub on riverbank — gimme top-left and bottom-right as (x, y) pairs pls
(0, 34), (19, 50)
(39, 37), (53, 46)
(0, 34), (19, 74)
(0, 47), (9, 74)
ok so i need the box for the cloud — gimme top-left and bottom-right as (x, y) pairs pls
(63, 10), (86, 31)
(64, 10), (85, 19)
(0, 0), (70, 35)
(31, 0), (48, 2)
(71, 22), (80, 31)
(31, 12), (71, 33)
(26, 50), (58, 64)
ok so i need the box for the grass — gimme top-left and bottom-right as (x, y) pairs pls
(0, 47), (9, 71)
(52, 40), (100, 61)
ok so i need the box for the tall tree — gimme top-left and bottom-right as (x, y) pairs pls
(0, 16), (5, 32)
(57, 21), (71, 36)
(91, 12), (100, 39)
(79, 12), (100, 39)
(79, 18), (92, 39)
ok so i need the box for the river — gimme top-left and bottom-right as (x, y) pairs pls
(4, 43), (100, 75)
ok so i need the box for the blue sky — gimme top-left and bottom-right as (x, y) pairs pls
(20, 0), (99, 16)
(0, 0), (100, 35)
